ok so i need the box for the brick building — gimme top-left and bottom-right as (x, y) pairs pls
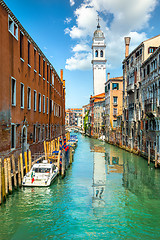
(0, 0), (65, 159)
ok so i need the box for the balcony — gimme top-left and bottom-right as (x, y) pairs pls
(127, 83), (134, 93)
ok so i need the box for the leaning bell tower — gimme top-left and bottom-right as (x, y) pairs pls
(91, 17), (106, 96)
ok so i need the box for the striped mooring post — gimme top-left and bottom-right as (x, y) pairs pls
(59, 137), (62, 174)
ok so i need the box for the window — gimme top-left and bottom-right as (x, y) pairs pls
(38, 126), (41, 142)
(27, 87), (31, 109)
(113, 120), (117, 128)
(28, 41), (30, 66)
(52, 100), (54, 112)
(113, 96), (118, 104)
(52, 73), (54, 85)
(20, 83), (24, 108)
(34, 90), (37, 111)
(20, 31), (24, 59)
(46, 97), (48, 114)
(112, 83), (119, 90)
(47, 65), (49, 82)
(11, 77), (16, 106)
(39, 55), (41, 75)
(43, 95), (45, 113)
(100, 50), (103, 57)
(8, 15), (18, 39)
(11, 124), (16, 149)
(147, 64), (150, 75)
(54, 103), (56, 116)
(42, 125), (45, 140)
(46, 125), (48, 139)
(43, 60), (45, 79)
(34, 48), (36, 70)
(33, 125), (36, 142)
(95, 50), (98, 57)
(38, 93), (41, 112)
(50, 69), (52, 83)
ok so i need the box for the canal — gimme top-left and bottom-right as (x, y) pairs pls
(0, 133), (160, 240)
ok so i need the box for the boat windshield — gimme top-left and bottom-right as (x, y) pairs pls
(33, 168), (51, 173)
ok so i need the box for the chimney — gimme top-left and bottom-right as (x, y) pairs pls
(107, 73), (110, 80)
(60, 69), (63, 81)
(124, 37), (131, 58)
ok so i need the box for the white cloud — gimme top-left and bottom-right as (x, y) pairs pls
(70, 0), (75, 7)
(65, 52), (92, 70)
(72, 43), (90, 52)
(64, 17), (72, 24)
(65, 0), (158, 71)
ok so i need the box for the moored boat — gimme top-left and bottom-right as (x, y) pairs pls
(22, 160), (58, 187)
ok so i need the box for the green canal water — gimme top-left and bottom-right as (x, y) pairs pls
(1, 133), (160, 240)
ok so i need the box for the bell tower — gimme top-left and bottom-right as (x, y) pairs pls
(92, 17), (106, 96)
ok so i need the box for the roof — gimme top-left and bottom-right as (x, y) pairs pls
(90, 93), (105, 103)
(106, 76), (123, 84)
(91, 93), (105, 99)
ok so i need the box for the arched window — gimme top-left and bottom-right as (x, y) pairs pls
(100, 50), (103, 57)
(95, 50), (98, 57)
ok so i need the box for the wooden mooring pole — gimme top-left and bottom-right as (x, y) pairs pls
(18, 156), (21, 187)
(28, 150), (32, 171)
(148, 144), (150, 165)
(12, 155), (17, 189)
(155, 146), (158, 168)
(20, 153), (24, 180)
(24, 152), (28, 174)
(4, 159), (8, 196)
(7, 158), (12, 193)
(2, 167), (6, 202)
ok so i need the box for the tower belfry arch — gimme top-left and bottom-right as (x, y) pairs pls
(91, 16), (107, 96)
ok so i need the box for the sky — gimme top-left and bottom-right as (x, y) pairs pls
(4, 0), (160, 108)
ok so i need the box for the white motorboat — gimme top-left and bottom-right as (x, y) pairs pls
(22, 160), (58, 187)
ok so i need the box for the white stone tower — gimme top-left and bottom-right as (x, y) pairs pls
(92, 18), (106, 96)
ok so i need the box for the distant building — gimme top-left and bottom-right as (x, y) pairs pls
(91, 19), (106, 96)
(65, 108), (82, 127)
(105, 75), (123, 144)
(88, 93), (105, 137)
(0, 1), (65, 159)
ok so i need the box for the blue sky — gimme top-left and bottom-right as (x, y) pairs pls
(4, 0), (160, 108)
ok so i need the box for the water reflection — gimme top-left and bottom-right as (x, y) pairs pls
(105, 147), (124, 174)
(91, 145), (106, 217)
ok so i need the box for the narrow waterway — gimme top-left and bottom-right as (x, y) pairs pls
(1, 133), (160, 240)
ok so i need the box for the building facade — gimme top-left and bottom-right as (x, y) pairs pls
(122, 35), (160, 151)
(88, 93), (105, 138)
(105, 76), (123, 144)
(92, 21), (106, 96)
(0, 0), (65, 159)
(141, 46), (160, 157)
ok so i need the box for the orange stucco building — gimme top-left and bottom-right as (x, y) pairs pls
(105, 76), (123, 144)
(0, 0), (65, 158)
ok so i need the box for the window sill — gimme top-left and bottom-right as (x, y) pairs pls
(12, 104), (16, 107)
(28, 108), (31, 111)
(39, 74), (42, 77)
(28, 64), (31, 68)
(20, 58), (25, 62)
(43, 78), (45, 81)
(21, 106), (24, 109)
(34, 69), (37, 73)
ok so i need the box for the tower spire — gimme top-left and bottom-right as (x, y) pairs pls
(97, 14), (100, 29)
